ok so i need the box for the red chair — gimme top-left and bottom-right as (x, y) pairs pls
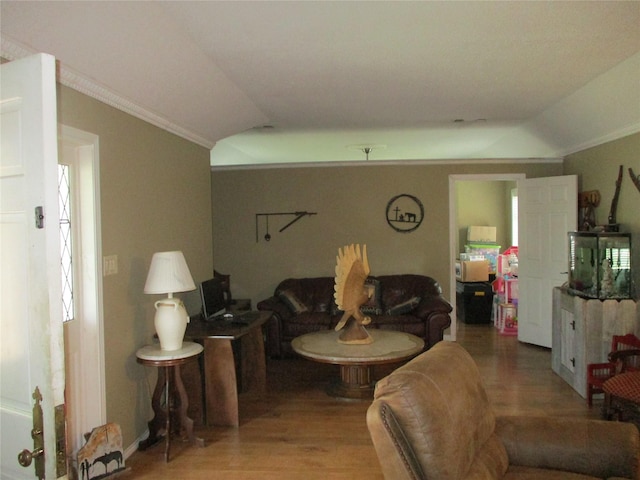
(586, 333), (640, 406)
(602, 350), (640, 424)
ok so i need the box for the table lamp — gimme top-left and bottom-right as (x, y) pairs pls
(144, 251), (196, 350)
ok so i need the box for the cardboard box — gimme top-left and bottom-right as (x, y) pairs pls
(465, 244), (501, 273)
(467, 226), (497, 243)
(455, 260), (489, 282)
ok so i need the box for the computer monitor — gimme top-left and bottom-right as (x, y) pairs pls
(199, 277), (227, 320)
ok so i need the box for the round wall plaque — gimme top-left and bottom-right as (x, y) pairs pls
(386, 194), (424, 233)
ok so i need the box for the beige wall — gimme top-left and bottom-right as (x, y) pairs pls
(57, 85), (213, 448)
(211, 162), (561, 306)
(53, 76), (637, 450)
(456, 180), (516, 254)
(564, 132), (640, 297)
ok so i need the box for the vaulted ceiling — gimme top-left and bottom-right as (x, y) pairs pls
(2, 1), (639, 167)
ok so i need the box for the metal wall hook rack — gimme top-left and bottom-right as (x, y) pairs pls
(255, 211), (317, 242)
(630, 167), (640, 194)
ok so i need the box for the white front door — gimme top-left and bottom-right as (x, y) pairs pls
(518, 175), (577, 348)
(1, 54), (65, 479)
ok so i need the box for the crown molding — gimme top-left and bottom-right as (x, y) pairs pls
(1, 35), (214, 150)
(552, 122), (640, 158)
(210, 157), (563, 171)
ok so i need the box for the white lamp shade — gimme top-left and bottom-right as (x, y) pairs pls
(144, 251), (196, 295)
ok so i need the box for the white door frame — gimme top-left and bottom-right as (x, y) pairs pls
(59, 125), (106, 453)
(448, 173), (526, 341)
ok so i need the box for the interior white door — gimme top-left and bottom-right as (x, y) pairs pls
(1, 54), (64, 479)
(517, 175), (577, 348)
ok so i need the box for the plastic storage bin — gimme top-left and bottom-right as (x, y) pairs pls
(456, 281), (493, 324)
(465, 244), (501, 274)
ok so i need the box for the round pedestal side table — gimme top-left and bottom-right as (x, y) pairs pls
(291, 329), (424, 399)
(136, 341), (204, 462)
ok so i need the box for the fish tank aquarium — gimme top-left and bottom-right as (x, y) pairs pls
(568, 232), (632, 299)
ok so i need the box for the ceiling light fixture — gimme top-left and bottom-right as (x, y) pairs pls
(347, 144), (387, 161)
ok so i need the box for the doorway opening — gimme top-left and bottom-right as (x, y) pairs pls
(448, 173), (525, 341)
(59, 125), (106, 457)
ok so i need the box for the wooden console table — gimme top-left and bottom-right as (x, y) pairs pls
(136, 341), (205, 462)
(185, 311), (270, 426)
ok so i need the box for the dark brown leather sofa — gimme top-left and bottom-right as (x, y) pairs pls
(367, 341), (640, 480)
(256, 274), (452, 358)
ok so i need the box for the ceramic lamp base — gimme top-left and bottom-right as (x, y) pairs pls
(154, 298), (188, 351)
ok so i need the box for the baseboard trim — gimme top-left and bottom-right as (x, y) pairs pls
(124, 429), (149, 460)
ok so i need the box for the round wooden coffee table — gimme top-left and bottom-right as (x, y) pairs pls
(291, 329), (424, 399)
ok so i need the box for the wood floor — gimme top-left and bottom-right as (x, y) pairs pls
(125, 323), (601, 479)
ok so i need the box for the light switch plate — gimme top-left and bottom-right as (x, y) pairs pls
(103, 255), (118, 276)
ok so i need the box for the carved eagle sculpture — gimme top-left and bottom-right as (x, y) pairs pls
(333, 244), (374, 344)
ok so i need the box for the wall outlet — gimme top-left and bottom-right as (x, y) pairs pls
(103, 255), (118, 276)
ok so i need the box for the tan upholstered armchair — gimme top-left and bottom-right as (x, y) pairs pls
(367, 341), (639, 480)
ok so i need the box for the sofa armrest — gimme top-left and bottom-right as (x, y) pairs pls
(257, 296), (292, 321)
(366, 401), (425, 480)
(414, 296), (452, 319)
(257, 296), (293, 358)
(496, 415), (639, 479)
(412, 296), (452, 348)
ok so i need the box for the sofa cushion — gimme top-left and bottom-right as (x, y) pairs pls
(278, 289), (309, 314)
(375, 319), (426, 338)
(284, 312), (332, 326)
(373, 314), (422, 326)
(376, 274), (442, 310)
(361, 278), (383, 315)
(386, 296), (421, 315)
(330, 298), (344, 316)
(281, 312), (332, 338)
(312, 299), (331, 313)
(274, 277), (335, 312)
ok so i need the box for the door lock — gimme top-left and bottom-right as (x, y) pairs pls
(18, 447), (44, 467)
(17, 387), (45, 479)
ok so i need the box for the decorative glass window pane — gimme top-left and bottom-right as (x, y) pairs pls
(59, 164), (74, 322)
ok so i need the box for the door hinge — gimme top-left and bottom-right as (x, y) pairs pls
(35, 206), (44, 229)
